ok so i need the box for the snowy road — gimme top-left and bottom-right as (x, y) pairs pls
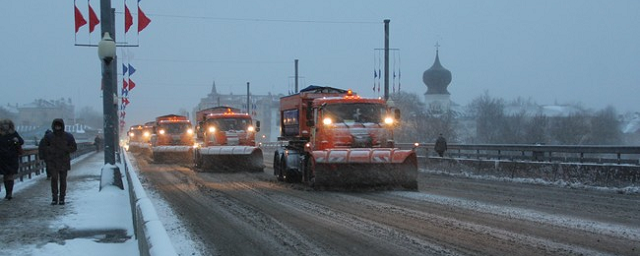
(132, 154), (640, 256)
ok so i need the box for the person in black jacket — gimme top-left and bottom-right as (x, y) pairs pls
(0, 119), (24, 200)
(42, 119), (77, 205)
(38, 130), (52, 180)
(435, 133), (447, 157)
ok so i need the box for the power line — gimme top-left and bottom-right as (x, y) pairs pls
(136, 58), (290, 64)
(119, 11), (380, 24)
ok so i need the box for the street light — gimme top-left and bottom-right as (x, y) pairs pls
(98, 32), (116, 165)
(98, 32), (116, 64)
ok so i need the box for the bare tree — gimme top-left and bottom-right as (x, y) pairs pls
(390, 92), (458, 143)
(586, 105), (621, 145)
(76, 106), (102, 129)
(550, 112), (590, 145)
(468, 92), (506, 143)
(0, 106), (17, 121)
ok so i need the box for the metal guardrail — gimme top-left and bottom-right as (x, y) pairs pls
(260, 141), (640, 166)
(397, 143), (640, 166)
(0, 142), (96, 185)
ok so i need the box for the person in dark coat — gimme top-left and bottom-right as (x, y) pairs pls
(434, 133), (447, 157)
(38, 130), (52, 179)
(42, 118), (77, 205)
(0, 119), (24, 200)
(94, 134), (102, 152)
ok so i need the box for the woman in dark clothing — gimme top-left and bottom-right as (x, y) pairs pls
(42, 118), (77, 205)
(0, 119), (24, 200)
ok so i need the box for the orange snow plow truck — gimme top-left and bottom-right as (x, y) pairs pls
(127, 122), (153, 154)
(150, 114), (195, 163)
(193, 107), (263, 172)
(273, 86), (418, 190)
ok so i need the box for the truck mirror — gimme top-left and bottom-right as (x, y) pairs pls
(256, 121), (261, 132)
(394, 109), (401, 121)
(306, 102), (313, 119)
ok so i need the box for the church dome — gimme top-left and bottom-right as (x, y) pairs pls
(423, 50), (452, 95)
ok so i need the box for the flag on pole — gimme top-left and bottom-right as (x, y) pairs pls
(122, 97), (130, 106)
(74, 4), (87, 33)
(124, 4), (133, 33)
(122, 64), (128, 77)
(128, 64), (136, 76)
(138, 7), (151, 33)
(88, 1), (100, 33)
(128, 79), (136, 91)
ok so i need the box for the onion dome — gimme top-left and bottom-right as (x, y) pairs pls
(422, 50), (452, 95)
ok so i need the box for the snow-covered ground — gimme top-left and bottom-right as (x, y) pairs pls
(3, 152), (638, 255)
(0, 153), (200, 256)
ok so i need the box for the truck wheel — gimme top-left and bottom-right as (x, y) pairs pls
(303, 156), (314, 187)
(277, 154), (285, 182)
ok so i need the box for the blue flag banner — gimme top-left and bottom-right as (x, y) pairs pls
(128, 64), (136, 76)
(123, 64), (128, 76)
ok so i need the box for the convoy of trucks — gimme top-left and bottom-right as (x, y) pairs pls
(126, 85), (417, 190)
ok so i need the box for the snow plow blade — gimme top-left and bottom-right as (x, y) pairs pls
(152, 146), (194, 164)
(196, 146), (264, 172)
(312, 149), (418, 190)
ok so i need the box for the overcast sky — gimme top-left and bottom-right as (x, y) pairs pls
(1, 1), (639, 126)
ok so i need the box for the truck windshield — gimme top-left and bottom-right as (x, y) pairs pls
(159, 123), (191, 134)
(323, 103), (385, 123)
(206, 118), (251, 131)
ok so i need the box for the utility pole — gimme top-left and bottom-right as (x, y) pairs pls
(294, 59), (299, 93)
(100, 0), (117, 165)
(384, 19), (390, 101)
(246, 82), (250, 115)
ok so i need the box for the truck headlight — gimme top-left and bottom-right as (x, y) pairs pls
(187, 128), (194, 135)
(323, 117), (333, 125)
(384, 117), (394, 125)
(159, 129), (165, 135)
(247, 126), (255, 132)
(208, 126), (216, 133)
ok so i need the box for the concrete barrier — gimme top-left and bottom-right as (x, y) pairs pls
(426, 157), (640, 187)
(122, 151), (178, 256)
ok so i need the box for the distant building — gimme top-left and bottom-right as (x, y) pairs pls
(16, 98), (75, 127)
(422, 46), (452, 115)
(192, 81), (283, 142)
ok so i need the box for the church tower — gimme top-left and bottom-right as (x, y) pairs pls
(422, 44), (452, 114)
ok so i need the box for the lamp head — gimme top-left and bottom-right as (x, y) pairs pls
(98, 32), (116, 64)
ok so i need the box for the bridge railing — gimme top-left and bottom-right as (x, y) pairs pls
(11, 141), (96, 181)
(397, 143), (640, 166)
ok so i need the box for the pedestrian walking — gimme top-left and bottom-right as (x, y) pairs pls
(94, 134), (102, 152)
(435, 133), (447, 157)
(0, 119), (24, 200)
(38, 130), (52, 180)
(42, 119), (77, 205)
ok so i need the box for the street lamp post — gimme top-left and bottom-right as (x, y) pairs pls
(98, 32), (116, 165)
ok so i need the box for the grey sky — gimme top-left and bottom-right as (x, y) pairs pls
(1, 1), (639, 126)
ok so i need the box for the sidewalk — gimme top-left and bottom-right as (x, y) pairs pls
(0, 152), (138, 256)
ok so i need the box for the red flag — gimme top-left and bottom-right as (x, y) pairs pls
(74, 5), (87, 33)
(128, 79), (136, 91)
(123, 79), (128, 90)
(120, 111), (126, 118)
(88, 3), (100, 33)
(124, 4), (133, 33)
(138, 7), (151, 33)
(122, 97), (130, 106)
